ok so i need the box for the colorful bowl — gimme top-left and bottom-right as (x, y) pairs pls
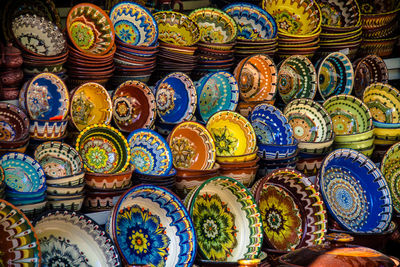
(29, 118), (68, 139)
(45, 171), (85, 187)
(334, 128), (374, 143)
(219, 164), (259, 187)
(381, 142), (400, 213)
(319, 0), (361, 28)
(0, 102), (29, 145)
(85, 164), (134, 189)
(216, 148), (258, 163)
(258, 141), (298, 160)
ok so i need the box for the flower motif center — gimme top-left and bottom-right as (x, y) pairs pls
(203, 218), (219, 238)
(86, 146), (108, 169)
(129, 229), (149, 254)
(211, 126), (238, 156)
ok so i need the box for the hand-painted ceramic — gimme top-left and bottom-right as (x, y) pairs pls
(250, 103), (294, 145)
(67, 3), (115, 56)
(206, 111), (257, 157)
(316, 52), (354, 99)
(111, 184), (196, 266)
(381, 142), (400, 213)
(233, 54), (277, 102)
(76, 124), (130, 174)
(362, 82), (400, 124)
(85, 165), (134, 190)
(110, 1), (158, 46)
(187, 176), (263, 261)
(112, 80), (156, 133)
(195, 71), (239, 122)
(70, 82), (112, 131)
(127, 128), (173, 176)
(223, 3), (277, 40)
(34, 141), (83, 178)
(323, 94), (373, 135)
(319, 149), (392, 233)
(33, 210), (120, 266)
(11, 14), (66, 56)
(277, 55), (317, 104)
(155, 72), (197, 124)
(283, 98), (334, 143)
(258, 141), (298, 160)
(0, 152), (46, 193)
(168, 121), (216, 170)
(26, 72), (69, 120)
(0, 102), (29, 142)
(318, 0), (361, 27)
(189, 8), (237, 44)
(153, 11), (200, 47)
(0, 199), (41, 266)
(29, 118), (68, 139)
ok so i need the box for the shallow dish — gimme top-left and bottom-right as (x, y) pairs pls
(381, 142), (400, 213)
(0, 102), (29, 143)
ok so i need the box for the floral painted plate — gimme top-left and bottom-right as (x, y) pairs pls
(187, 176), (263, 261)
(223, 3), (277, 40)
(112, 80), (156, 133)
(155, 72), (197, 124)
(76, 124), (130, 174)
(127, 129), (173, 176)
(26, 72), (69, 120)
(0, 152), (46, 193)
(195, 71), (239, 122)
(0, 199), (41, 266)
(168, 121), (216, 170)
(70, 82), (112, 131)
(33, 210), (120, 266)
(250, 103), (294, 145)
(277, 55), (317, 104)
(206, 111), (257, 157)
(362, 82), (400, 123)
(381, 142), (400, 213)
(111, 184), (196, 266)
(189, 8), (237, 44)
(67, 3), (115, 56)
(319, 149), (392, 233)
(110, 2), (158, 46)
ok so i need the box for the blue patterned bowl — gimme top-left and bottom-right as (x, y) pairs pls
(6, 193), (46, 204)
(257, 140), (299, 160)
(373, 120), (400, 129)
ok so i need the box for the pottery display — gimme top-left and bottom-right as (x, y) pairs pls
(381, 142), (400, 213)
(0, 102), (30, 149)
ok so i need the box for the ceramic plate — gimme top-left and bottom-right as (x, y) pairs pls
(319, 149), (392, 233)
(196, 71), (239, 122)
(278, 55), (317, 104)
(110, 2), (158, 46)
(187, 176), (263, 261)
(76, 124), (130, 174)
(323, 94), (373, 135)
(67, 3), (115, 55)
(0, 199), (41, 266)
(33, 210), (120, 266)
(112, 80), (156, 133)
(26, 73), (69, 120)
(223, 3), (277, 40)
(381, 142), (400, 213)
(111, 185), (196, 266)
(155, 72), (197, 124)
(250, 103), (294, 145)
(207, 111), (257, 157)
(70, 82), (112, 131)
(0, 152), (46, 193)
(362, 82), (400, 123)
(168, 121), (216, 170)
(127, 129), (173, 176)
(0, 102), (29, 142)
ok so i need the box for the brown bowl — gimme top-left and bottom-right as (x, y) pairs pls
(85, 165), (134, 190)
(0, 102), (29, 146)
(219, 164), (259, 187)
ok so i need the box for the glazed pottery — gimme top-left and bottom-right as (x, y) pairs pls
(46, 183), (85, 195)
(16, 200), (47, 218)
(381, 142), (400, 213)
(83, 186), (127, 212)
(45, 171), (85, 187)
(85, 165), (134, 190)
(46, 197), (84, 211)
(319, 0), (361, 28)
(216, 148), (258, 163)
(0, 102), (29, 145)
(219, 164), (259, 187)
(257, 141), (298, 160)
(29, 118), (68, 140)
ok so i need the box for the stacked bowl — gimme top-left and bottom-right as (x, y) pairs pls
(0, 166), (4, 199)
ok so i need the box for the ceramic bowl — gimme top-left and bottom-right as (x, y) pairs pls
(83, 187), (127, 211)
(296, 155), (325, 176)
(334, 135), (375, 150)
(218, 156), (260, 169)
(46, 196), (84, 211)
(216, 148), (258, 163)
(219, 164), (259, 187)
(258, 141), (299, 160)
(0, 102), (29, 146)
(16, 200), (47, 218)
(85, 164), (134, 190)
(236, 100), (275, 118)
(361, 8), (399, 29)
(29, 118), (68, 139)
(319, 0), (361, 28)
(46, 183), (85, 195)
(46, 171), (85, 187)
(381, 142), (400, 213)
(154, 11), (200, 46)
(67, 3), (115, 56)
(334, 128), (374, 143)
(358, 35), (399, 58)
(34, 141), (83, 178)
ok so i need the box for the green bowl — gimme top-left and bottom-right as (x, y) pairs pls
(381, 142), (400, 212)
(334, 135), (375, 150)
(334, 128), (374, 143)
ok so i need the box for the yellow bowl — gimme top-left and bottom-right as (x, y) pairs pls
(374, 127), (400, 140)
(334, 129), (374, 143)
(334, 136), (375, 150)
(358, 144), (375, 157)
(216, 148), (258, 163)
(374, 138), (398, 145)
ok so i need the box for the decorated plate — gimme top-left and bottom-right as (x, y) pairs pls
(26, 72), (69, 120)
(323, 94), (373, 135)
(155, 72), (197, 124)
(196, 71), (239, 122)
(277, 55), (317, 104)
(0, 102), (29, 142)
(70, 82), (112, 131)
(112, 80), (156, 133)
(67, 3), (115, 56)
(0, 199), (41, 266)
(168, 121), (216, 170)
(33, 210), (120, 266)
(381, 142), (400, 213)
(319, 149), (392, 233)
(111, 184), (196, 266)
(187, 176), (263, 261)
(0, 152), (46, 193)
(76, 124), (130, 174)
(223, 3), (277, 40)
(206, 111), (257, 157)
(233, 54), (277, 102)
(127, 128), (173, 176)
(250, 103), (294, 145)
(189, 8), (237, 44)
(110, 1), (158, 46)
(362, 82), (400, 123)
